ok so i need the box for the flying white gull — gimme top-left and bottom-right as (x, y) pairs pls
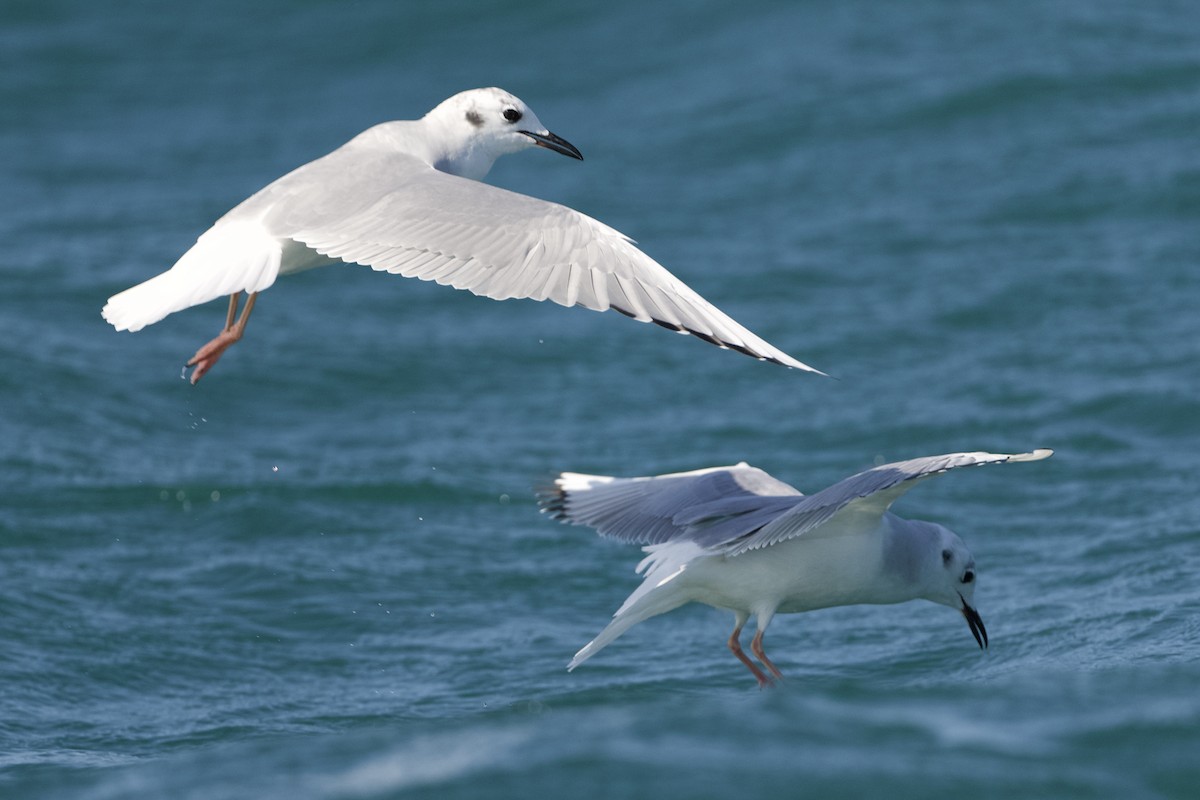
(538, 448), (1053, 687)
(102, 87), (820, 383)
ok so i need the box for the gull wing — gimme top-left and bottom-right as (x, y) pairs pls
(244, 145), (819, 372)
(718, 449), (1054, 557)
(536, 463), (804, 548)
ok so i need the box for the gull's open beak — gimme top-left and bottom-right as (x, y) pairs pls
(960, 593), (988, 650)
(520, 130), (583, 160)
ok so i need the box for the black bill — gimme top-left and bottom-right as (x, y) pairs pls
(520, 130), (584, 160)
(960, 593), (988, 649)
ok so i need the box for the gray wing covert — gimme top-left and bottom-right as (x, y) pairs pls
(719, 449), (1053, 556)
(537, 463), (804, 547)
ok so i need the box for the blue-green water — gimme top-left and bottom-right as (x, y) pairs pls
(3, 1), (1199, 797)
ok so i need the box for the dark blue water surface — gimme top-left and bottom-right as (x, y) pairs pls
(2, 1), (1198, 797)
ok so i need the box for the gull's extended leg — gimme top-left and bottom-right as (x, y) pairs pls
(727, 611), (773, 688)
(750, 629), (784, 681)
(186, 291), (258, 384)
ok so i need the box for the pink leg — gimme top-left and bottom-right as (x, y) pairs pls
(186, 291), (258, 384)
(750, 629), (784, 681)
(728, 620), (774, 688)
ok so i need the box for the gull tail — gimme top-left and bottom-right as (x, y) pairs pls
(568, 541), (704, 671)
(102, 222), (283, 332)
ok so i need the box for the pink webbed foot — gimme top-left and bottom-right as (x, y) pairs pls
(185, 292), (257, 384)
(186, 330), (240, 384)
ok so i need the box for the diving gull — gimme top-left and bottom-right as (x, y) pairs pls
(538, 449), (1053, 687)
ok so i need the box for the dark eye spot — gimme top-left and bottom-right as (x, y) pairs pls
(962, 570), (975, 584)
(942, 549), (953, 565)
(503, 108), (522, 123)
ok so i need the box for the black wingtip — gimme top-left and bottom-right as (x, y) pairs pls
(533, 478), (568, 520)
(609, 305), (827, 375)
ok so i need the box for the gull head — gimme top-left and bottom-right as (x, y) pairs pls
(423, 88), (582, 180)
(915, 521), (988, 650)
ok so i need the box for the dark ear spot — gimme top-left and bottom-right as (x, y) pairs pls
(465, 110), (484, 127)
(942, 549), (953, 565)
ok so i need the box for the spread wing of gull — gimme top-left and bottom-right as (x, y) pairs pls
(718, 449), (1054, 557)
(539, 449), (1053, 556)
(248, 148), (818, 371)
(536, 463), (806, 548)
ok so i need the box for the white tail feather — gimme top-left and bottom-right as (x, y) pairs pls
(102, 222), (283, 332)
